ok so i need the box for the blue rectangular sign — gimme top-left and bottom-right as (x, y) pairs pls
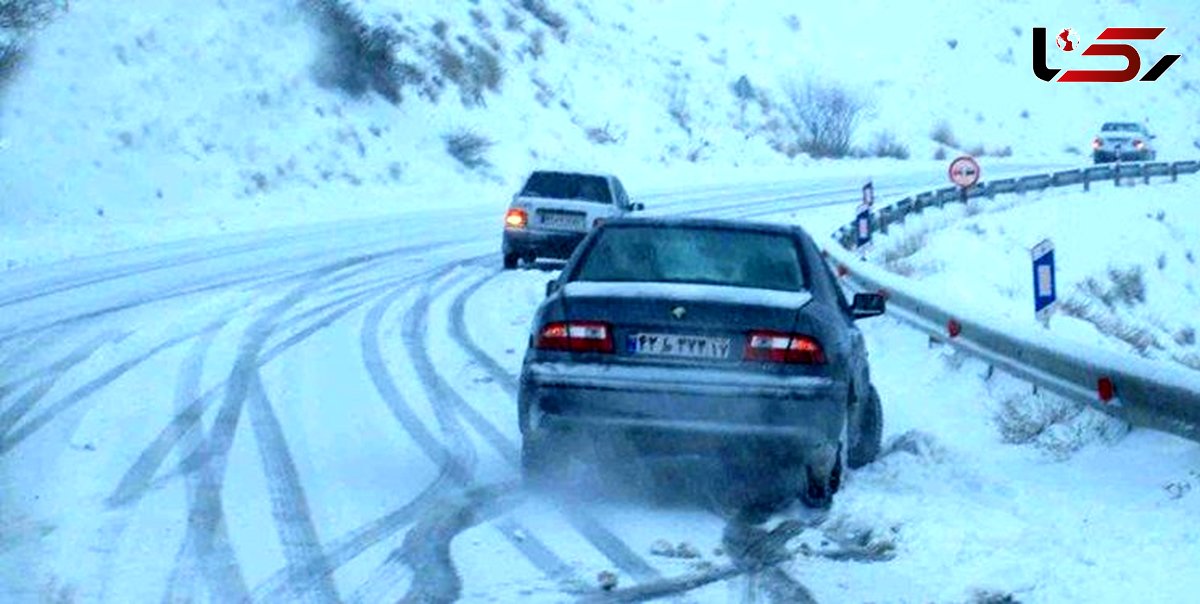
(1031, 239), (1056, 319)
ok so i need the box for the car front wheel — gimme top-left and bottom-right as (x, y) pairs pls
(503, 252), (519, 270)
(848, 385), (883, 469)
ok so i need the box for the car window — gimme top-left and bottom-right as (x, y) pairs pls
(1102, 123), (1143, 133)
(613, 179), (629, 208)
(572, 225), (806, 292)
(520, 172), (613, 203)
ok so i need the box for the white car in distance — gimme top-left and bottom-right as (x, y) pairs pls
(502, 170), (643, 269)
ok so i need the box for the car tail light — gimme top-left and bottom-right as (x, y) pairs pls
(744, 331), (826, 364)
(535, 321), (614, 353)
(505, 208), (527, 228)
(1133, 139), (1144, 150)
(1092, 137), (1103, 150)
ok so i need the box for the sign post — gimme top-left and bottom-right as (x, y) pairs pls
(855, 181), (874, 252)
(948, 156), (981, 202)
(1031, 239), (1057, 326)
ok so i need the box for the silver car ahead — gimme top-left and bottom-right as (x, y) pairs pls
(1093, 121), (1157, 163)
(502, 170), (643, 269)
(517, 217), (886, 507)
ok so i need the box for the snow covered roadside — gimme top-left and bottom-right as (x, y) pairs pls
(4, 0), (1198, 271)
(866, 176), (1200, 371)
(792, 317), (1200, 603)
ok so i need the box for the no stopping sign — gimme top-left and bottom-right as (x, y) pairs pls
(948, 155), (981, 188)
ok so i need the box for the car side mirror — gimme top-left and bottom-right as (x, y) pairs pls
(545, 279), (560, 297)
(851, 292), (886, 320)
(631, 202), (645, 212)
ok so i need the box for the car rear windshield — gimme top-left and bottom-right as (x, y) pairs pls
(520, 172), (612, 203)
(1102, 123), (1142, 132)
(572, 225), (806, 291)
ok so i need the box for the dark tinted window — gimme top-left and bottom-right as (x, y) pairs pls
(573, 226), (805, 291)
(520, 172), (612, 203)
(1102, 123), (1143, 133)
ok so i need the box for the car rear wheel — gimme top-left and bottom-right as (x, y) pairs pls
(800, 445), (842, 509)
(800, 416), (848, 509)
(848, 385), (883, 469)
(503, 252), (519, 270)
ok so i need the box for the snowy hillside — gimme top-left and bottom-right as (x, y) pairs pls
(867, 176), (1200, 370)
(1, 0), (1199, 269)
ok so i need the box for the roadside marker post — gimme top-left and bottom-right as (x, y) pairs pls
(1031, 238), (1057, 327)
(855, 181), (874, 254)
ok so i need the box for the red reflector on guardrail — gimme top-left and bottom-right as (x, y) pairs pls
(1098, 377), (1115, 403)
(947, 319), (962, 338)
(836, 264), (849, 277)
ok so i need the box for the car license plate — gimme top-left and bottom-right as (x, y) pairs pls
(539, 211), (586, 230)
(626, 333), (731, 359)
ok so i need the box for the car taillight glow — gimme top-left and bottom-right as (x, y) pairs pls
(1092, 137), (1103, 150)
(1133, 139), (1144, 150)
(744, 331), (826, 364)
(505, 208), (527, 228)
(535, 321), (614, 353)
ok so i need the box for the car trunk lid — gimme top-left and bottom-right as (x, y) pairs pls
(559, 281), (813, 365)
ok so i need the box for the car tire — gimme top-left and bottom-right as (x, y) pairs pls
(848, 385), (883, 469)
(521, 434), (568, 488)
(800, 448), (841, 510)
(503, 252), (519, 270)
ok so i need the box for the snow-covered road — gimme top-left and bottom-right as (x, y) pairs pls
(4, 164), (1199, 603)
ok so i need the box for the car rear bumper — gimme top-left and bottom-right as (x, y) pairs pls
(503, 228), (587, 258)
(520, 362), (847, 457)
(1094, 150), (1151, 162)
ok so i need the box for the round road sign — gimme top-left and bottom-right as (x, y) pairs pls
(948, 155), (981, 188)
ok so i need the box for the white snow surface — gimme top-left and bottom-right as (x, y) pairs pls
(563, 280), (813, 309)
(2, 0), (1199, 269)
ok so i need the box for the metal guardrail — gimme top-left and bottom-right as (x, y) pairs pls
(825, 160), (1200, 443)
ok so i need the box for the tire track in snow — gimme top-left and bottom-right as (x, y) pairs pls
(373, 275), (578, 587)
(105, 261), (411, 508)
(0, 329), (123, 400)
(0, 322), (224, 456)
(248, 268), (460, 603)
(98, 254), (401, 604)
(166, 255), (409, 604)
(442, 267), (663, 585)
(244, 371), (341, 604)
(252, 264), (576, 602)
(0, 330), (126, 438)
(159, 313), (250, 604)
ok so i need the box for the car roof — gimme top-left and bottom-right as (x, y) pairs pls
(526, 169), (618, 180)
(601, 216), (805, 237)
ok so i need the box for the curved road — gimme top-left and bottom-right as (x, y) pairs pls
(0, 164), (1067, 603)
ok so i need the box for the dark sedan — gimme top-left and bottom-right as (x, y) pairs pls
(517, 217), (886, 507)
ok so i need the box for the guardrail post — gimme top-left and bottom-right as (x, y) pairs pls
(1171, 162), (1178, 183)
(1083, 170), (1090, 192)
